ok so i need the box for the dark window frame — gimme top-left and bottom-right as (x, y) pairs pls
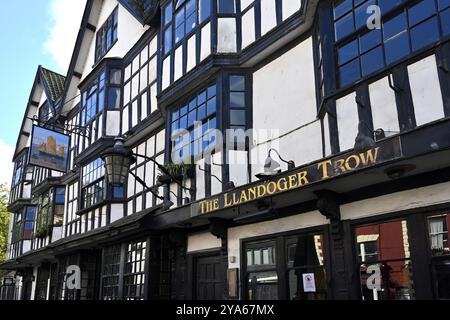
(95, 6), (119, 63)
(330, 0), (450, 89)
(241, 226), (330, 301)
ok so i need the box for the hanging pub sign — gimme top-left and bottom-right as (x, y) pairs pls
(191, 137), (403, 216)
(29, 125), (71, 173)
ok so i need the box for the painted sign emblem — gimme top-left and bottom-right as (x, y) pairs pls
(29, 125), (70, 173)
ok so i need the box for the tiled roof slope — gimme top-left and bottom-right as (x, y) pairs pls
(40, 67), (66, 103)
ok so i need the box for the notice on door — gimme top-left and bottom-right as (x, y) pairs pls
(302, 273), (316, 293)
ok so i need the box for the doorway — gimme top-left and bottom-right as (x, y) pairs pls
(194, 254), (224, 300)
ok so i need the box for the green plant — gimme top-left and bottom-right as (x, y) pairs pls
(35, 209), (52, 239)
(158, 162), (195, 185)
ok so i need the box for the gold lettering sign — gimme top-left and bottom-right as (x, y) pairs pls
(193, 139), (401, 216)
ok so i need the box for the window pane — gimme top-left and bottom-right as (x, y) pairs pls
(428, 214), (449, 256)
(408, 0), (437, 26)
(378, 0), (405, 15)
(384, 32), (410, 64)
(410, 17), (440, 51)
(360, 29), (381, 53)
(230, 92), (245, 108)
(339, 59), (361, 86)
(356, 220), (414, 300)
(164, 27), (173, 54)
(164, 3), (173, 25)
(433, 258), (450, 299)
(383, 12), (408, 41)
(217, 0), (235, 14)
(359, 260), (415, 300)
(338, 39), (359, 65)
(199, 0), (211, 22)
(361, 46), (384, 76)
(355, 0), (376, 30)
(334, 0), (353, 20)
(335, 12), (355, 41)
(230, 110), (246, 126)
(230, 75), (245, 91)
(442, 8), (450, 35)
(288, 267), (328, 300)
(248, 271), (279, 300)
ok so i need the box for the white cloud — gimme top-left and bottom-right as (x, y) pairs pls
(44, 0), (87, 73)
(0, 139), (15, 187)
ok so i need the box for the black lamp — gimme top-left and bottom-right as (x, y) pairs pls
(255, 149), (296, 180)
(101, 138), (136, 186)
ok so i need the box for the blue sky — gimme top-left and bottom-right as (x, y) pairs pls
(0, 0), (86, 184)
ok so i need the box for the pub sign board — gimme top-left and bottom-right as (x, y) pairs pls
(191, 137), (403, 216)
(29, 125), (71, 173)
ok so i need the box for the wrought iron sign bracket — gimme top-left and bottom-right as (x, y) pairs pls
(27, 116), (91, 139)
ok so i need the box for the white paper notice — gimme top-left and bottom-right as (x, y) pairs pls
(302, 273), (316, 293)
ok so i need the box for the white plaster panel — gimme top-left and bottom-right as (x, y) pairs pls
(341, 181), (450, 221)
(260, 0), (277, 35)
(252, 38), (317, 139)
(408, 55), (445, 126)
(187, 231), (222, 253)
(106, 110), (121, 136)
(211, 152), (223, 195)
(282, 0), (302, 20)
(241, 0), (253, 11)
(110, 204), (124, 223)
(336, 92), (359, 152)
(369, 77), (400, 133)
(228, 150), (249, 187)
(201, 23), (211, 61)
(323, 114), (332, 157)
(196, 158), (206, 200)
(217, 18), (237, 53)
(162, 56), (171, 90)
(187, 34), (197, 72)
(241, 8), (256, 49)
(174, 45), (183, 82)
(228, 211), (329, 269)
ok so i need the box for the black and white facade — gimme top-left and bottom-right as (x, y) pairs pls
(1, 0), (450, 301)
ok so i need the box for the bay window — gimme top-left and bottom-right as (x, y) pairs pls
(332, 0), (450, 88)
(95, 7), (119, 62)
(170, 83), (218, 163)
(81, 158), (105, 209)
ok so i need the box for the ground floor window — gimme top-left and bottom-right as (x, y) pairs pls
(355, 212), (450, 300)
(427, 213), (450, 300)
(101, 239), (148, 300)
(355, 219), (415, 300)
(244, 230), (328, 300)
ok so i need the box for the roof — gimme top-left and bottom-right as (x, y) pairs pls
(117, 0), (160, 26)
(40, 67), (66, 103)
(12, 66), (66, 160)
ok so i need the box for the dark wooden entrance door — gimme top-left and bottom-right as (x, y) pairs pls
(195, 255), (224, 300)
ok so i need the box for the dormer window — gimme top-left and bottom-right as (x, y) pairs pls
(95, 7), (119, 62)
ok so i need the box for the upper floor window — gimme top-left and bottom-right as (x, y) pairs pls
(11, 207), (36, 243)
(80, 68), (121, 127)
(96, 7), (119, 62)
(12, 153), (26, 187)
(333, 0), (450, 87)
(170, 83), (218, 162)
(81, 158), (105, 209)
(163, 0), (212, 55)
(38, 103), (52, 123)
